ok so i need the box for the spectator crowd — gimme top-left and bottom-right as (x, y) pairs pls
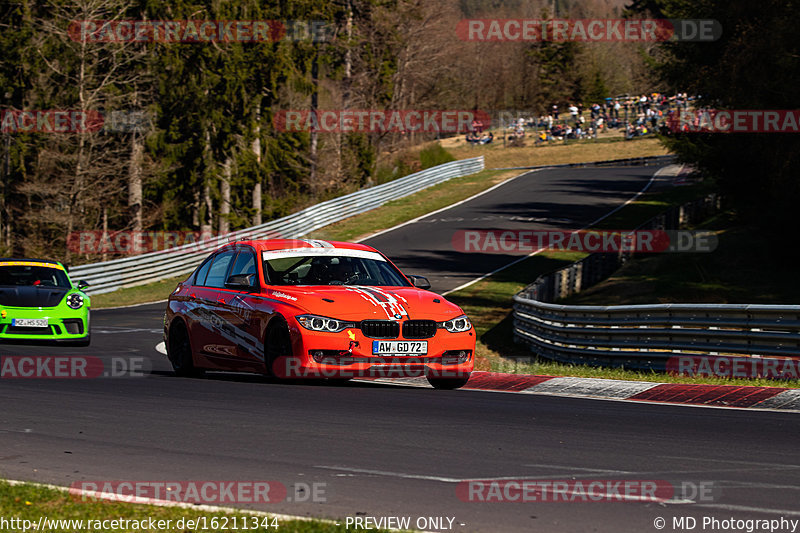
(464, 92), (694, 146)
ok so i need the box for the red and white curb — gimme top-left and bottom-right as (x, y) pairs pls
(360, 372), (800, 413)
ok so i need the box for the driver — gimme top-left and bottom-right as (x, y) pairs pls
(326, 258), (355, 284)
(308, 257), (355, 284)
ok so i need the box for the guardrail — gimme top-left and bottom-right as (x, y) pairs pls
(491, 154), (674, 171)
(71, 156), (484, 294)
(509, 193), (797, 370)
(512, 301), (800, 370)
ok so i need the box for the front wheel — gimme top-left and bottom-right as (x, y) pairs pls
(265, 321), (293, 378)
(427, 374), (471, 390)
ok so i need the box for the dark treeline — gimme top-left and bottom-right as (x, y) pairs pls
(632, 0), (800, 254)
(0, 0), (654, 263)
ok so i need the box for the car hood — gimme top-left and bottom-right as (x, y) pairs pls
(267, 285), (463, 321)
(0, 286), (69, 307)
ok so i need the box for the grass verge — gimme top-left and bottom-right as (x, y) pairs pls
(0, 481), (398, 533)
(565, 211), (800, 305)
(444, 134), (668, 169)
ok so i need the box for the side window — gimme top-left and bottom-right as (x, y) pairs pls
(204, 251), (236, 288)
(193, 257), (213, 286)
(229, 250), (257, 286)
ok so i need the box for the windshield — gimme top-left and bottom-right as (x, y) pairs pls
(263, 253), (410, 287)
(0, 264), (71, 288)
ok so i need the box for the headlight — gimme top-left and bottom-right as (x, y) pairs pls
(438, 315), (472, 333)
(66, 293), (84, 309)
(296, 314), (356, 333)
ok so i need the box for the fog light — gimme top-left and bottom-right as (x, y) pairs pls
(312, 350), (325, 362)
(442, 350), (471, 364)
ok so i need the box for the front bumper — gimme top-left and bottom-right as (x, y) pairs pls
(273, 319), (475, 379)
(0, 306), (90, 344)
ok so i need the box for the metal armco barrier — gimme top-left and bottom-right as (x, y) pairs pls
(509, 193), (796, 369)
(491, 154), (675, 171)
(71, 156), (484, 294)
(512, 300), (800, 369)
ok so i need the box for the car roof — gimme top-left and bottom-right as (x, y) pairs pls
(0, 257), (63, 267)
(227, 239), (379, 254)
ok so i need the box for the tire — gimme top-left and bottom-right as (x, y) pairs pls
(427, 373), (471, 390)
(265, 320), (293, 378)
(167, 320), (200, 377)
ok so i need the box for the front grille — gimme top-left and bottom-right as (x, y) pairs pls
(402, 320), (437, 339)
(4, 325), (55, 335)
(359, 320), (400, 339)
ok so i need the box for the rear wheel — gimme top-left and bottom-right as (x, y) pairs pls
(427, 374), (471, 390)
(167, 321), (201, 377)
(265, 321), (293, 378)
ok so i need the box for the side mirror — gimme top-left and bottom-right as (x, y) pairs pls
(77, 280), (90, 290)
(407, 275), (431, 290)
(225, 273), (255, 290)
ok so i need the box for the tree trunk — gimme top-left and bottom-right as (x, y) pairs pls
(0, 134), (8, 253)
(343, 0), (353, 107)
(192, 190), (200, 228)
(201, 129), (214, 239)
(201, 181), (213, 239)
(101, 206), (108, 262)
(128, 131), (143, 233)
(252, 182), (262, 226)
(219, 156), (231, 235)
(66, 37), (89, 264)
(337, 0), (353, 171)
(309, 50), (319, 191)
(128, 92), (144, 234)
(252, 101), (262, 226)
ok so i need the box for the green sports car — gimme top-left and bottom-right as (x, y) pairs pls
(0, 259), (91, 346)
